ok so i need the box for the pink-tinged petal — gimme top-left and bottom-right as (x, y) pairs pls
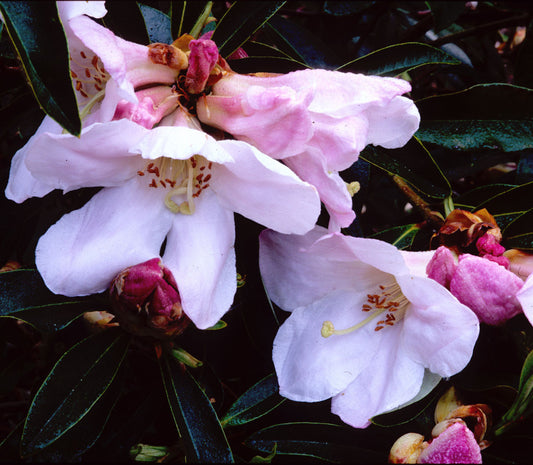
(259, 227), (391, 311)
(365, 95), (420, 149)
(401, 250), (435, 278)
(273, 290), (383, 402)
(212, 140), (320, 234)
(398, 275), (479, 377)
(283, 150), (355, 229)
(35, 178), (174, 296)
(185, 39), (219, 94)
(505, 249), (533, 281)
(197, 85), (314, 158)
(331, 328), (425, 428)
(129, 126), (234, 164)
(418, 422), (482, 464)
(450, 255), (524, 325)
(57, 1), (107, 21)
(4, 117), (61, 203)
(426, 246), (458, 288)
(24, 120), (148, 193)
(162, 191), (236, 329)
(516, 275), (533, 326)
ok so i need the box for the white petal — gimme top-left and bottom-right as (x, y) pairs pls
(517, 274), (533, 326)
(400, 250), (435, 278)
(331, 332), (425, 428)
(130, 126), (234, 164)
(57, 1), (107, 21)
(162, 192), (236, 330)
(212, 140), (320, 234)
(35, 177), (173, 296)
(273, 290), (383, 402)
(25, 120), (147, 193)
(4, 117), (60, 203)
(259, 227), (386, 311)
(398, 275), (480, 377)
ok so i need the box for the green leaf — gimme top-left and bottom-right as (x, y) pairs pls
(0, 269), (100, 332)
(0, 1), (81, 135)
(21, 328), (130, 456)
(244, 422), (384, 462)
(171, 1), (210, 38)
(496, 349), (533, 435)
(159, 353), (234, 463)
(427, 1), (466, 32)
(369, 223), (422, 250)
(229, 56), (308, 74)
(101, 2), (149, 44)
(221, 373), (285, 427)
(139, 4), (172, 44)
(473, 181), (533, 215)
(337, 42), (460, 76)
(502, 208), (533, 250)
(211, 1), (286, 59)
(454, 183), (517, 210)
(323, 1), (372, 16)
(360, 137), (451, 198)
(415, 84), (533, 152)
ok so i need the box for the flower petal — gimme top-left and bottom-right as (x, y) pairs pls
(401, 250), (435, 278)
(259, 227), (392, 311)
(35, 178), (173, 296)
(212, 140), (320, 234)
(516, 274), (533, 326)
(129, 126), (234, 164)
(450, 255), (524, 325)
(5, 117), (60, 203)
(162, 191), (236, 330)
(398, 275), (479, 377)
(57, 1), (107, 21)
(331, 326), (425, 428)
(273, 290), (384, 402)
(25, 120), (147, 193)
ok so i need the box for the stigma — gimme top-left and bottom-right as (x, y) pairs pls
(137, 155), (213, 214)
(321, 281), (409, 338)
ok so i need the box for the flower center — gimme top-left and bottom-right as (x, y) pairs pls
(137, 155), (213, 214)
(321, 281), (409, 337)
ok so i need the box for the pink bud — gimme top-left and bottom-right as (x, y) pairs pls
(109, 258), (189, 339)
(185, 39), (219, 94)
(426, 246), (457, 288)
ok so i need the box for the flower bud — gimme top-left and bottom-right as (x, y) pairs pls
(109, 258), (190, 339)
(388, 433), (427, 463)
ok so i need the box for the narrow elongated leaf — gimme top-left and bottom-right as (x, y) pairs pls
(360, 137), (451, 198)
(171, 1), (209, 38)
(245, 422), (384, 463)
(416, 84), (533, 152)
(159, 353), (233, 463)
(473, 181), (533, 215)
(0, 269), (100, 332)
(502, 208), (533, 250)
(454, 184), (517, 210)
(0, 1), (81, 135)
(211, 1), (286, 58)
(369, 223), (422, 250)
(101, 2), (149, 44)
(221, 373), (285, 427)
(229, 56), (308, 74)
(323, 1), (372, 16)
(337, 42), (460, 75)
(21, 328), (130, 456)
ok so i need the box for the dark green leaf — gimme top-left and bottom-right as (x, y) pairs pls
(139, 3), (172, 44)
(514, 19), (533, 89)
(221, 373), (285, 427)
(0, 1), (81, 135)
(0, 269), (101, 332)
(159, 353), (234, 463)
(101, 2), (149, 44)
(416, 84), (533, 152)
(337, 42), (460, 76)
(454, 184), (517, 210)
(473, 181), (533, 215)
(21, 328), (130, 456)
(502, 209), (533, 250)
(369, 223), (422, 250)
(360, 137), (451, 198)
(171, 1), (209, 38)
(245, 422), (384, 463)
(229, 56), (308, 74)
(427, 1), (466, 32)
(323, 1), (372, 16)
(211, 1), (286, 59)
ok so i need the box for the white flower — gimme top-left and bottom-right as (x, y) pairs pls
(259, 226), (479, 428)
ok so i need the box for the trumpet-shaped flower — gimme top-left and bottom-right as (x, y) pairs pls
(197, 69), (420, 230)
(6, 106), (320, 330)
(259, 226), (479, 428)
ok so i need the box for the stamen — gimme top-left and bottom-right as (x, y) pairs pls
(347, 181), (360, 197)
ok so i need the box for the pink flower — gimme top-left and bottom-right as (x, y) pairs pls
(427, 246), (533, 326)
(197, 69), (420, 230)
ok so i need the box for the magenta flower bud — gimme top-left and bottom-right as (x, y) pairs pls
(184, 39), (219, 94)
(109, 258), (190, 339)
